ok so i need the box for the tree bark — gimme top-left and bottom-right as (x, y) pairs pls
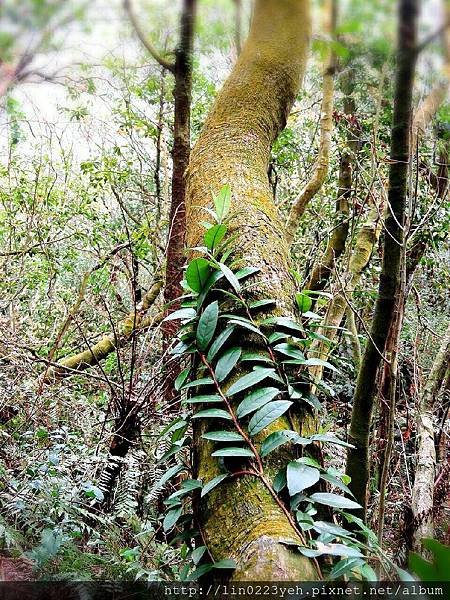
(41, 280), (163, 383)
(163, 0), (196, 316)
(411, 323), (450, 550)
(346, 0), (418, 518)
(306, 73), (358, 292)
(185, 0), (317, 580)
(308, 199), (383, 389)
(285, 0), (337, 246)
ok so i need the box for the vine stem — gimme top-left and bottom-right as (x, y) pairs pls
(199, 352), (264, 474)
(198, 350), (323, 578)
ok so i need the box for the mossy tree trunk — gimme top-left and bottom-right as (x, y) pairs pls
(346, 0), (418, 518)
(307, 199), (383, 389)
(306, 72), (359, 293)
(285, 0), (337, 246)
(185, 0), (318, 580)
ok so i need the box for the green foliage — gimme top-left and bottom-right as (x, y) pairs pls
(157, 185), (391, 580)
(409, 539), (450, 582)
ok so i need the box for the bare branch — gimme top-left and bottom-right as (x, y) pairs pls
(123, 0), (175, 73)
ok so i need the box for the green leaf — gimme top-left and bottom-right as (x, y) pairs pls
(206, 326), (235, 362)
(409, 538), (450, 580)
(196, 301), (219, 351)
(157, 464), (184, 489)
(260, 430), (303, 457)
(312, 521), (355, 539)
(358, 563), (378, 581)
(175, 367), (191, 391)
(247, 400), (292, 436)
(273, 343), (305, 360)
(181, 377), (214, 390)
(329, 557), (365, 580)
(191, 409), (232, 420)
(211, 447), (254, 458)
(320, 473), (354, 496)
(287, 462), (320, 495)
(227, 319), (267, 339)
(241, 352), (274, 365)
(204, 224), (227, 251)
(309, 493), (362, 510)
(213, 559), (237, 569)
(314, 542), (363, 558)
(302, 358), (340, 373)
(249, 299), (276, 309)
(296, 292), (313, 313)
(213, 184), (231, 221)
(182, 395), (223, 404)
(227, 369), (276, 397)
(201, 431), (244, 442)
(189, 563), (214, 580)
(163, 507), (182, 532)
(263, 316), (304, 334)
(181, 479), (203, 491)
(201, 473), (228, 497)
(186, 258), (211, 293)
(197, 270), (223, 308)
(273, 469), (287, 492)
(310, 434), (354, 448)
(296, 456), (322, 469)
(236, 387), (280, 419)
(191, 545), (207, 565)
(164, 308), (196, 322)
(218, 262), (241, 293)
(215, 347), (242, 382)
(234, 266), (260, 280)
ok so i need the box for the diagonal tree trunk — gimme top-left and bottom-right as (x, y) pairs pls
(185, 0), (318, 580)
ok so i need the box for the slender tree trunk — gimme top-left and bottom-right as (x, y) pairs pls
(411, 323), (450, 550)
(185, 0), (318, 580)
(346, 0), (418, 518)
(306, 73), (358, 292)
(285, 0), (337, 245)
(308, 198), (383, 389)
(163, 0), (196, 319)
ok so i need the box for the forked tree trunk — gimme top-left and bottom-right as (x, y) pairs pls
(346, 0), (418, 518)
(185, 0), (318, 580)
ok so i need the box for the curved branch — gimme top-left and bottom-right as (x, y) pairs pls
(40, 279), (163, 384)
(123, 0), (175, 73)
(285, 0), (337, 246)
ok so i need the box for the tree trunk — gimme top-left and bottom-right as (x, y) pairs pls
(285, 0), (337, 246)
(346, 0), (418, 518)
(185, 0), (318, 580)
(308, 199), (383, 390)
(163, 0), (196, 320)
(411, 323), (450, 550)
(306, 73), (358, 292)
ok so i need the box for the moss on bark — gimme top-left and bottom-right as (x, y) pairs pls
(186, 0), (318, 580)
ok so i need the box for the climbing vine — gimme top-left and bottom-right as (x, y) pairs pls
(157, 185), (402, 581)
